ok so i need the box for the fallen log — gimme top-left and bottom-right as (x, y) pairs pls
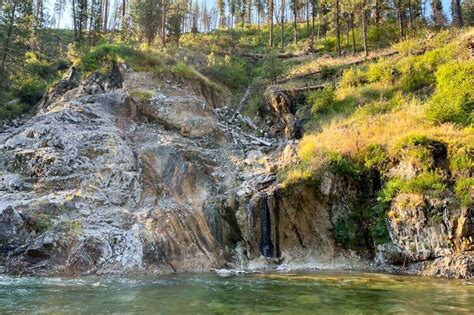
(233, 85), (253, 118)
(276, 50), (399, 84)
(269, 83), (329, 95)
(217, 122), (272, 146)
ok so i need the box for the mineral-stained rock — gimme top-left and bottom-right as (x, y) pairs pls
(0, 66), (237, 275)
(0, 64), (471, 278)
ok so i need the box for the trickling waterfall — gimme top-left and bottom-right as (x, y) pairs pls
(260, 194), (273, 257)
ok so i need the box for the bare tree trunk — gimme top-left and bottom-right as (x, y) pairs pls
(452, 0), (464, 27)
(268, 0), (274, 47)
(408, 0), (414, 30)
(280, 0), (285, 52)
(121, 0), (127, 39)
(311, 0), (315, 43)
(336, 0), (341, 56)
(362, 2), (368, 57)
(395, 0), (405, 41)
(72, 0), (78, 39)
(351, 12), (356, 54)
(103, 0), (109, 32)
(293, 2), (297, 45)
(0, 3), (16, 88)
(161, 0), (167, 49)
(306, 0), (309, 30)
(374, 0), (381, 25)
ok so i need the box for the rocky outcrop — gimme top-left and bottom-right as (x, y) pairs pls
(0, 65), (237, 275)
(0, 63), (472, 278)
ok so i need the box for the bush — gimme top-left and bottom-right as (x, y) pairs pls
(455, 177), (474, 206)
(80, 44), (167, 74)
(257, 50), (285, 84)
(358, 144), (388, 169)
(449, 145), (473, 177)
(425, 61), (474, 124)
(381, 173), (446, 198)
(130, 89), (154, 103)
(369, 202), (391, 245)
(327, 152), (362, 179)
(13, 76), (47, 104)
(24, 52), (52, 79)
(340, 68), (367, 88)
(366, 58), (396, 84)
(308, 86), (336, 114)
(394, 38), (423, 56)
(80, 44), (125, 72)
(398, 57), (434, 93)
(205, 54), (250, 90)
(0, 102), (31, 121)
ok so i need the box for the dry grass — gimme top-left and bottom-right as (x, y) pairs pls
(299, 99), (473, 162)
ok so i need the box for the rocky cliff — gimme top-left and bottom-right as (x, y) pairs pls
(0, 64), (472, 278)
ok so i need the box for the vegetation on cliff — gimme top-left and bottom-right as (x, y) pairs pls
(0, 0), (472, 272)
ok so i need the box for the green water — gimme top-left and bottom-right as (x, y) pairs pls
(1, 272), (473, 314)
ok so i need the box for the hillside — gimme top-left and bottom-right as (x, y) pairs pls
(0, 0), (473, 280)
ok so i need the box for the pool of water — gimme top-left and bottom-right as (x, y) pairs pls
(1, 271), (473, 314)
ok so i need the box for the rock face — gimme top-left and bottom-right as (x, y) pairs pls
(0, 65), (472, 278)
(0, 66), (237, 275)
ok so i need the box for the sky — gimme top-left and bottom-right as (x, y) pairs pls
(46, 0), (455, 30)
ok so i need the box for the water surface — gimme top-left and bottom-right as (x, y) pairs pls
(1, 271), (473, 314)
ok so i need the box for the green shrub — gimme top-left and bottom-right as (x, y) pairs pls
(80, 43), (124, 72)
(369, 202), (391, 245)
(13, 76), (47, 104)
(366, 58), (396, 84)
(130, 89), (154, 103)
(327, 152), (362, 179)
(257, 50), (285, 84)
(340, 68), (367, 88)
(381, 172), (446, 198)
(24, 52), (52, 79)
(455, 177), (474, 206)
(394, 38), (423, 56)
(398, 57), (434, 93)
(425, 61), (474, 124)
(205, 54), (250, 90)
(319, 65), (338, 79)
(308, 86), (336, 114)
(359, 144), (388, 169)
(449, 145), (473, 177)
(80, 44), (167, 74)
(0, 102), (31, 121)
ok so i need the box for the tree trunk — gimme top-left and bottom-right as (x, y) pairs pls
(293, 2), (297, 45)
(161, 0), (167, 49)
(351, 12), (356, 54)
(103, 0), (109, 32)
(374, 0), (381, 25)
(408, 0), (414, 30)
(306, 0), (309, 30)
(362, 3), (368, 57)
(452, 0), (464, 27)
(72, 0), (77, 40)
(335, 0), (341, 56)
(280, 0), (285, 52)
(0, 3), (16, 88)
(268, 0), (274, 47)
(311, 0), (315, 43)
(395, 0), (405, 41)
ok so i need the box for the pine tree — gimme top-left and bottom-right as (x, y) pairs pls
(431, 0), (446, 27)
(451, 0), (463, 27)
(0, 0), (33, 87)
(217, 0), (226, 27)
